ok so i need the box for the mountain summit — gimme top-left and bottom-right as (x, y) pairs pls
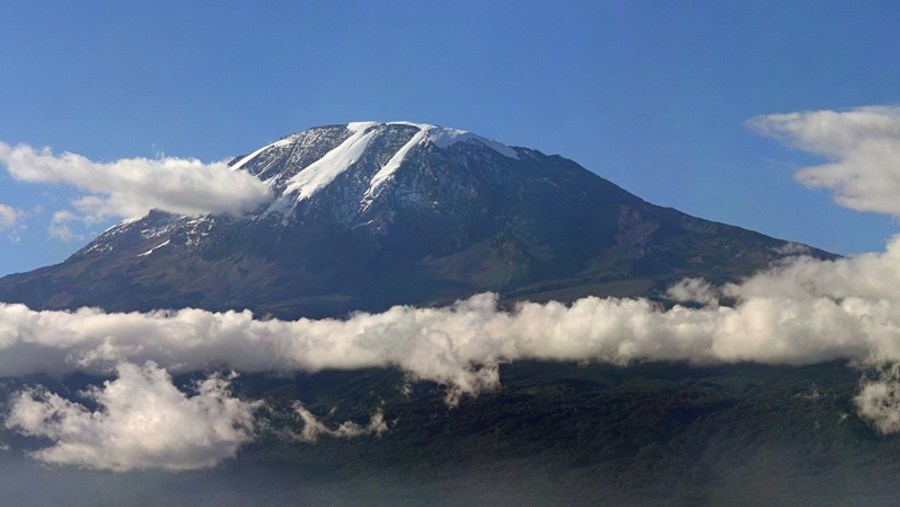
(0, 122), (829, 318)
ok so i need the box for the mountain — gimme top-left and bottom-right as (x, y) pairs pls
(0, 121), (830, 318)
(0, 123), (888, 506)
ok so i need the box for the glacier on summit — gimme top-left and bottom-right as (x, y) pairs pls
(239, 121), (521, 215)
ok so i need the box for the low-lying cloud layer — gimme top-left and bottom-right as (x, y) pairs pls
(0, 142), (272, 224)
(0, 289), (880, 394)
(4, 227), (900, 390)
(2, 230), (900, 403)
(4, 265), (900, 468)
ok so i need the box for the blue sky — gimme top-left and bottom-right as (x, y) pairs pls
(1, 0), (899, 276)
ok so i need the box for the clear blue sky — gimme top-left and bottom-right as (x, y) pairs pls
(1, 0), (899, 276)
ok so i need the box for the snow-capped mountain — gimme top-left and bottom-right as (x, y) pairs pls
(0, 122), (831, 318)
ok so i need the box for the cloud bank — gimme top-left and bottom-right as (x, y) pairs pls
(4, 362), (258, 472)
(748, 106), (900, 217)
(7, 262), (900, 469)
(0, 292), (865, 395)
(0, 142), (272, 223)
(1, 230), (900, 397)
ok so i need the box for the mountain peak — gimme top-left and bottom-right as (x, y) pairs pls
(234, 122), (518, 173)
(227, 122), (522, 220)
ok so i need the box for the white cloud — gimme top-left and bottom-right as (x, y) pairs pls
(855, 363), (900, 435)
(724, 233), (900, 305)
(666, 277), (720, 306)
(0, 142), (272, 222)
(0, 282), (889, 400)
(748, 106), (900, 217)
(47, 224), (84, 243)
(292, 404), (388, 443)
(46, 210), (87, 242)
(4, 361), (258, 472)
(4, 223), (900, 428)
(0, 204), (22, 230)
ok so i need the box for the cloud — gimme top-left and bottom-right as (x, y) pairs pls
(747, 106), (900, 216)
(0, 204), (22, 230)
(0, 274), (892, 399)
(666, 278), (720, 307)
(292, 404), (389, 443)
(4, 361), (258, 471)
(5, 224), (900, 428)
(0, 142), (272, 223)
(724, 233), (900, 305)
(855, 364), (900, 435)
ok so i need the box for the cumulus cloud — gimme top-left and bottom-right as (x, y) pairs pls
(748, 106), (900, 216)
(0, 142), (272, 223)
(4, 361), (258, 471)
(855, 363), (900, 435)
(724, 234), (900, 305)
(292, 404), (389, 443)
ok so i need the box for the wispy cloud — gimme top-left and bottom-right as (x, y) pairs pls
(0, 142), (272, 224)
(5, 362), (258, 472)
(292, 404), (389, 443)
(0, 204), (22, 230)
(748, 106), (900, 217)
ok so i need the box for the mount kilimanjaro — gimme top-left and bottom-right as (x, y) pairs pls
(0, 121), (827, 318)
(4, 123), (892, 506)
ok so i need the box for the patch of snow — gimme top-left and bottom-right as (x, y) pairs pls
(387, 121), (437, 130)
(141, 224), (175, 239)
(230, 136), (298, 171)
(137, 239), (171, 257)
(263, 194), (298, 225)
(427, 127), (519, 159)
(99, 216), (143, 235)
(284, 123), (378, 202)
(346, 121), (379, 132)
(183, 217), (213, 247)
(81, 243), (114, 255)
(364, 125), (432, 202)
